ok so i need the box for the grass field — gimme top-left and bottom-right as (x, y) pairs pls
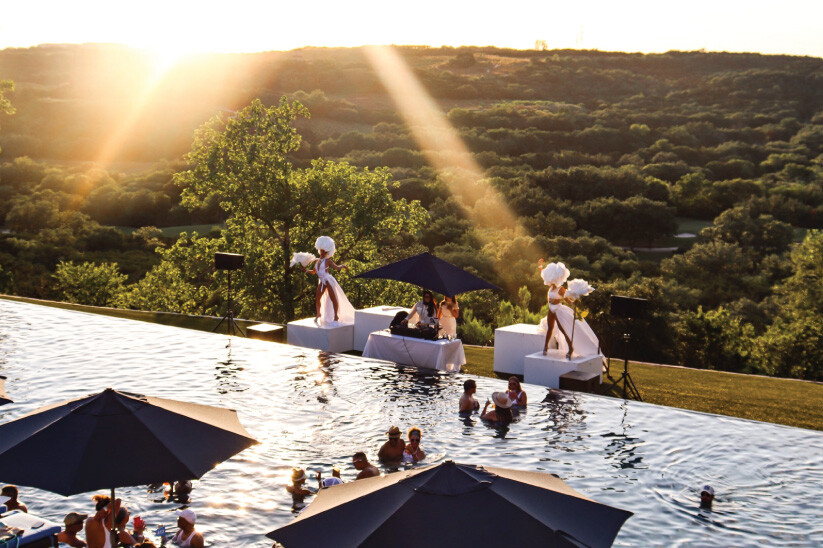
(4, 295), (822, 431)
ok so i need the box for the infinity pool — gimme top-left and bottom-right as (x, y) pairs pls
(1, 299), (822, 546)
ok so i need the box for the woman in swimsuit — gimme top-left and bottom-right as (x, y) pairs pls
(402, 427), (426, 463)
(507, 376), (527, 407)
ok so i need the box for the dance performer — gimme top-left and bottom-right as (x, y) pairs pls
(303, 236), (355, 324)
(538, 259), (600, 359)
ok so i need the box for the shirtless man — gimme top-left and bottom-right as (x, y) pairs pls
(58, 512), (87, 547)
(1, 485), (27, 513)
(352, 452), (379, 480)
(377, 426), (406, 463)
(459, 379), (480, 412)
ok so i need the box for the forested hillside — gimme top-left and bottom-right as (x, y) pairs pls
(2, 44), (823, 379)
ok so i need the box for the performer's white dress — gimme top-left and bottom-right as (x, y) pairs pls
(316, 258), (355, 325)
(439, 305), (458, 338)
(538, 287), (600, 356)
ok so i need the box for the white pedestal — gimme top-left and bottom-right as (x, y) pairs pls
(354, 305), (406, 352)
(493, 323), (547, 376)
(286, 318), (354, 353)
(523, 350), (604, 388)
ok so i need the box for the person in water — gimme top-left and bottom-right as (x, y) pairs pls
(316, 467), (343, 489)
(58, 512), (88, 548)
(507, 376), (527, 407)
(481, 392), (514, 423)
(459, 379), (480, 412)
(352, 452), (380, 480)
(84, 495), (118, 548)
(171, 509), (204, 548)
(700, 485), (715, 509)
(286, 468), (316, 507)
(402, 428), (426, 463)
(377, 426), (406, 463)
(1, 485), (27, 513)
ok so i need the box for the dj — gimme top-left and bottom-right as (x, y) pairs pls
(401, 291), (439, 328)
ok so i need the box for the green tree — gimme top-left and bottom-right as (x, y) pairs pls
(699, 205), (794, 256)
(173, 98), (425, 321)
(0, 79), (13, 156)
(53, 261), (127, 307)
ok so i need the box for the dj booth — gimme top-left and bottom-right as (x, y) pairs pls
(362, 330), (465, 372)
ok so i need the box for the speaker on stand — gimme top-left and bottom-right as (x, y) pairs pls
(213, 252), (246, 337)
(601, 295), (648, 401)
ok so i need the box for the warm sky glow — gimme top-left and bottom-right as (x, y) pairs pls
(2, 0), (823, 58)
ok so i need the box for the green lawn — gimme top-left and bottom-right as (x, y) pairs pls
(4, 295), (823, 431)
(463, 345), (823, 431)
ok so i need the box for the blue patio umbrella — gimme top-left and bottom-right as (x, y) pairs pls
(355, 252), (501, 297)
(267, 460), (632, 548)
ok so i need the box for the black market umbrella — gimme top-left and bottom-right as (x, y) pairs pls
(267, 460), (632, 548)
(0, 388), (258, 496)
(0, 376), (11, 406)
(355, 252), (501, 297)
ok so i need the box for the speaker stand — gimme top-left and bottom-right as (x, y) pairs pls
(213, 271), (246, 337)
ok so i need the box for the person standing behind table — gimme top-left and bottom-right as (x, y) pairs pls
(352, 452), (380, 480)
(459, 379), (480, 412)
(481, 392), (514, 423)
(506, 376), (527, 407)
(401, 291), (439, 328)
(1, 485), (28, 512)
(377, 426), (406, 464)
(438, 296), (459, 338)
(171, 509), (204, 548)
(401, 428), (426, 464)
(58, 512), (88, 547)
(85, 495), (119, 548)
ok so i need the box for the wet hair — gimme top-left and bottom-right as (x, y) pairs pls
(407, 427), (422, 440)
(353, 451), (367, 461)
(92, 495), (111, 512)
(508, 376), (522, 392)
(495, 406), (514, 423)
(463, 379), (476, 392)
(0, 485), (17, 498)
(421, 291), (436, 317)
(115, 507), (128, 525)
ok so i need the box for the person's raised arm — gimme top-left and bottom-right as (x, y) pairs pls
(327, 259), (349, 271)
(453, 300), (460, 318)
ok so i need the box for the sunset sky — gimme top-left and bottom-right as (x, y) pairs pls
(2, 0), (822, 58)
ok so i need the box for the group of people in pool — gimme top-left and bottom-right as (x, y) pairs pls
(460, 377), (527, 422)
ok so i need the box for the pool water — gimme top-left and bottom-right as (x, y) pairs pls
(1, 299), (822, 546)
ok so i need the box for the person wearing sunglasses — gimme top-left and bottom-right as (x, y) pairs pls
(401, 427), (426, 464)
(352, 452), (380, 480)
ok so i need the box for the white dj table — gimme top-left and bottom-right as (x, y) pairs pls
(362, 330), (466, 372)
(353, 305), (406, 351)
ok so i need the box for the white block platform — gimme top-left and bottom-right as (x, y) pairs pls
(523, 350), (604, 388)
(286, 318), (354, 353)
(493, 323), (548, 376)
(354, 305), (406, 352)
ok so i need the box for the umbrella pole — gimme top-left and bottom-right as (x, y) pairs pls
(111, 487), (118, 548)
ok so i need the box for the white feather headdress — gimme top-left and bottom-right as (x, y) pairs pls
(540, 262), (570, 287)
(315, 236), (336, 257)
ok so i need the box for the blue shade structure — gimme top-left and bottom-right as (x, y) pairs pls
(267, 460), (632, 548)
(0, 388), (257, 496)
(355, 252), (501, 297)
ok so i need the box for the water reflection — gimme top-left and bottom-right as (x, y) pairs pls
(2, 299), (823, 547)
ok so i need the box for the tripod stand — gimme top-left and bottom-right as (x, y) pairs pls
(213, 270), (245, 337)
(603, 332), (642, 401)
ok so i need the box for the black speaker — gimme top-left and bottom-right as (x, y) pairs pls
(610, 295), (649, 318)
(215, 252), (244, 271)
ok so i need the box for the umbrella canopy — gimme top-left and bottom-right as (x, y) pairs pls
(0, 388), (257, 496)
(0, 375), (11, 406)
(355, 252), (501, 297)
(267, 460), (632, 548)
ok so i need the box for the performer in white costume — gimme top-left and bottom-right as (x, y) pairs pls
(537, 259), (600, 359)
(302, 236), (355, 325)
